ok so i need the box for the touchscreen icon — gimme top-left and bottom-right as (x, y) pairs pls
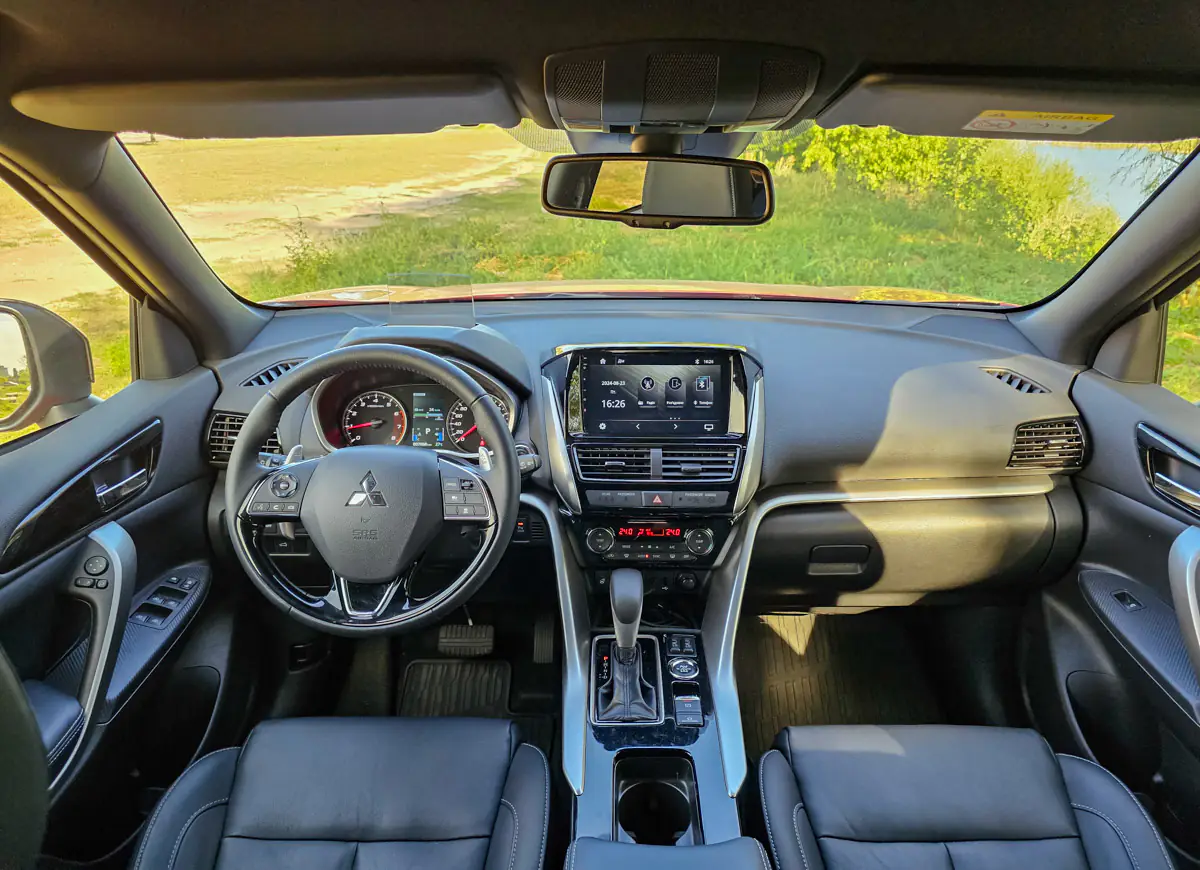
(641, 377), (655, 390)
(694, 375), (712, 392)
(664, 375), (686, 409)
(667, 376), (683, 390)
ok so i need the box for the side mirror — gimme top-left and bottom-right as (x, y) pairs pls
(541, 154), (773, 229)
(0, 300), (97, 433)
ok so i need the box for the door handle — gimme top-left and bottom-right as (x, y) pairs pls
(1136, 424), (1200, 517)
(95, 468), (148, 511)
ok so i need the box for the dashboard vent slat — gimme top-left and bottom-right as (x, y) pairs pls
(983, 367), (1049, 395)
(241, 360), (304, 388)
(573, 445), (653, 481)
(1007, 418), (1085, 469)
(207, 412), (283, 464)
(661, 445), (740, 481)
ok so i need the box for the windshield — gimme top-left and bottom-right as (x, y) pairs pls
(123, 125), (1197, 308)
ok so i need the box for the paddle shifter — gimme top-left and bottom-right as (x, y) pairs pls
(596, 568), (658, 723)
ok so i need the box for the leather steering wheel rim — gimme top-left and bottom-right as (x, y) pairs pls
(224, 343), (520, 636)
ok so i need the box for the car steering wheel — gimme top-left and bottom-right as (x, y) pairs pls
(224, 343), (520, 636)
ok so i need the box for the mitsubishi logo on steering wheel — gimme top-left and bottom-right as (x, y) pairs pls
(346, 471), (388, 507)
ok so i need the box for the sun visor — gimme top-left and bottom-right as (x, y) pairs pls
(817, 74), (1200, 142)
(10, 75), (520, 137)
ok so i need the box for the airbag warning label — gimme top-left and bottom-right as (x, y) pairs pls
(963, 110), (1113, 135)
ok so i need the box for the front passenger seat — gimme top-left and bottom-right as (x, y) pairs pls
(758, 725), (1174, 869)
(132, 717), (548, 870)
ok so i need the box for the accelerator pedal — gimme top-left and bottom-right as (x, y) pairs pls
(437, 624), (494, 657)
(532, 613), (555, 664)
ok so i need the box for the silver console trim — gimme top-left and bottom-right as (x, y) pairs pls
(550, 341), (752, 361)
(543, 376), (583, 514)
(1168, 525), (1200, 681)
(588, 634), (665, 726)
(702, 473), (1058, 797)
(521, 490), (589, 795)
(733, 373), (764, 514)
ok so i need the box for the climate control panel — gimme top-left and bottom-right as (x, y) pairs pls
(573, 518), (729, 568)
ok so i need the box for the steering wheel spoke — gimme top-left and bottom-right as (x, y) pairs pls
(239, 456), (322, 525)
(437, 456), (497, 526)
(324, 573), (408, 621)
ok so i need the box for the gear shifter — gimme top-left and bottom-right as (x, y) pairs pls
(596, 568), (658, 723)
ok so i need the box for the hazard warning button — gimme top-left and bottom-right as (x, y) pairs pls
(641, 491), (674, 508)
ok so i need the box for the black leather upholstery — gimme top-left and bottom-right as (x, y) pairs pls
(566, 836), (771, 870)
(2, 647), (47, 870)
(22, 679), (83, 779)
(758, 725), (1175, 870)
(132, 717), (549, 870)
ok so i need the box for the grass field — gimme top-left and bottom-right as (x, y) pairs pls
(2, 128), (1199, 450)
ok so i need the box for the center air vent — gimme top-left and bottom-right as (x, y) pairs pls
(661, 445), (740, 480)
(207, 412), (283, 464)
(1008, 418), (1085, 469)
(573, 446), (653, 481)
(984, 368), (1049, 394)
(241, 360), (304, 387)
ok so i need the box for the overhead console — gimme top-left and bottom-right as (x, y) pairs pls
(543, 345), (762, 595)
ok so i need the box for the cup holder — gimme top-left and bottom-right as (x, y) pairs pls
(618, 781), (692, 845)
(614, 753), (702, 846)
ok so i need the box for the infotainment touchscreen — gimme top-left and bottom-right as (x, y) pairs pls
(578, 350), (731, 436)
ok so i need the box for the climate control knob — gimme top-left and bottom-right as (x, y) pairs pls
(685, 528), (714, 556)
(585, 527), (615, 554)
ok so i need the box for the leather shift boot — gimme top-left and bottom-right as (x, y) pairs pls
(597, 641), (657, 722)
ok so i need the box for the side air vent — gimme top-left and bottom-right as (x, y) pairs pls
(1008, 418), (1086, 469)
(661, 445), (741, 481)
(573, 445), (654, 481)
(241, 360), (304, 387)
(983, 367), (1049, 395)
(207, 412), (283, 464)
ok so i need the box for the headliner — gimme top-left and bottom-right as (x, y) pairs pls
(2, 0), (1200, 128)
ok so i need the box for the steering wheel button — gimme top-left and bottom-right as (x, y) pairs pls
(444, 492), (465, 504)
(460, 479), (475, 491)
(442, 478), (461, 491)
(269, 473), (298, 498)
(456, 505), (476, 516)
(463, 492), (485, 504)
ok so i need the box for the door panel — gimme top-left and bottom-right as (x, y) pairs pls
(0, 366), (218, 820)
(1028, 369), (1200, 858)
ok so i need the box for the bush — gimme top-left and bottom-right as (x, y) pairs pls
(748, 126), (1119, 266)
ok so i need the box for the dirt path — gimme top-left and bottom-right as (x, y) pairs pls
(2, 145), (542, 306)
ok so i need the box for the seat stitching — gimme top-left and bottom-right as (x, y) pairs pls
(501, 798), (519, 870)
(755, 838), (772, 870)
(567, 840), (577, 870)
(791, 803), (812, 870)
(1060, 754), (1172, 870)
(167, 799), (227, 870)
(1072, 803), (1139, 870)
(134, 747), (240, 870)
(758, 750), (782, 869)
(526, 744), (550, 870)
(47, 712), (85, 764)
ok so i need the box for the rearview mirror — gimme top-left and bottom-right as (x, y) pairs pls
(0, 300), (96, 432)
(541, 154), (773, 229)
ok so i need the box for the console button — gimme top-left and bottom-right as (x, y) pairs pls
(587, 491), (617, 507)
(676, 711), (704, 727)
(585, 527), (615, 554)
(675, 697), (703, 716)
(668, 657), (700, 680)
(685, 528), (715, 556)
(83, 556), (109, 576)
(642, 491), (673, 508)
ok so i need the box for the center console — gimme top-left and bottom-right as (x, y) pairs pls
(540, 344), (763, 850)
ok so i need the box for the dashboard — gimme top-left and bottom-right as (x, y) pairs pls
(309, 359), (518, 455)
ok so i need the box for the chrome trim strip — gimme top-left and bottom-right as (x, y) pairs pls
(733, 374), (764, 514)
(52, 523), (135, 792)
(521, 490), (589, 795)
(588, 634), (665, 726)
(1168, 525), (1200, 681)
(702, 473), (1057, 797)
(542, 376), (582, 514)
(570, 444), (742, 484)
(550, 341), (751, 361)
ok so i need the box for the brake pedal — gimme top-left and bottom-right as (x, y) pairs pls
(437, 624), (494, 657)
(533, 613), (554, 664)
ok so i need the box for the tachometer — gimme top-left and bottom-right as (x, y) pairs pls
(342, 391), (407, 446)
(447, 396), (511, 453)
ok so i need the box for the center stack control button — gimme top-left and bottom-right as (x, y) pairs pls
(642, 491), (673, 508)
(668, 657), (700, 680)
(585, 527), (615, 553)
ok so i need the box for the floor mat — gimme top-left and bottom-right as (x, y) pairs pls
(735, 613), (944, 758)
(398, 659), (553, 752)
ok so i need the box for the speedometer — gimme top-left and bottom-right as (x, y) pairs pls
(447, 396), (510, 453)
(342, 391), (407, 446)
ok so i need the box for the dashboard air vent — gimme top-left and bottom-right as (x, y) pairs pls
(983, 368), (1048, 395)
(241, 360), (303, 387)
(207, 412), (283, 464)
(661, 445), (741, 480)
(1008, 418), (1085, 469)
(573, 445), (653, 481)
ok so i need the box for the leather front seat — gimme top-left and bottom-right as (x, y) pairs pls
(131, 717), (548, 870)
(758, 725), (1175, 870)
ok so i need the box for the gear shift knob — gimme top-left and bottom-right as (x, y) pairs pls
(610, 568), (644, 656)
